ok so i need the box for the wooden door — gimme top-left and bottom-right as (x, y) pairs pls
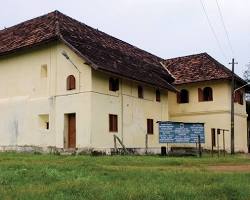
(68, 113), (76, 148)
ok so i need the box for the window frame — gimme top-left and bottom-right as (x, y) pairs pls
(66, 75), (76, 90)
(156, 89), (161, 102)
(203, 87), (213, 101)
(109, 114), (118, 132)
(147, 119), (154, 134)
(138, 85), (144, 99)
(234, 90), (244, 105)
(177, 89), (189, 104)
(109, 78), (119, 92)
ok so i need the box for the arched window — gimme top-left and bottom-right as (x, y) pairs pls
(66, 75), (76, 90)
(203, 87), (213, 101)
(177, 89), (189, 103)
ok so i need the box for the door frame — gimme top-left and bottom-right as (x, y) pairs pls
(64, 113), (76, 149)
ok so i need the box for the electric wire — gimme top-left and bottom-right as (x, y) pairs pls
(215, 0), (235, 57)
(199, 0), (229, 61)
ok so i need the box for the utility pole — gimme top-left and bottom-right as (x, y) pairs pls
(229, 58), (238, 154)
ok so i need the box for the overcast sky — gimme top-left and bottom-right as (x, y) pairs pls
(1, 0), (250, 77)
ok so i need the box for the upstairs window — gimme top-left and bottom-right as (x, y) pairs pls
(234, 90), (244, 105)
(67, 75), (76, 90)
(198, 87), (213, 102)
(109, 78), (119, 91)
(177, 89), (189, 103)
(138, 86), (144, 99)
(203, 87), (213, 101)
(156, 89), (161, 102)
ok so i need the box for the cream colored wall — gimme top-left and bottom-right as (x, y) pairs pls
(91, 71), (169, 149)
(168, 81), (248, 152)
(0, 41), (247, 153)
(0, 42), (92, 149)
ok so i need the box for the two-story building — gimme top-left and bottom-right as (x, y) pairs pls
(0, 11), (248, 153)
(164, 53), (249, 152)
(0, 11), (177, 153)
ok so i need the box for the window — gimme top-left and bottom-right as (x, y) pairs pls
(198, 87), (213, 102)
(67, 75), (76, 90)
(156, 89), (161, 102)
(234, 90), (244, 105)
(177, 89), (189, 103)
(41, 64), (48, 78)
(109, 78), (119, 91)
(203, 87), (213, 101)
(211, 128), (216, 147)
(39, 114), (49, 130)
(109, 114), (118, 132)
(147, 119), (154, 134)
(138, 86), (144, 99)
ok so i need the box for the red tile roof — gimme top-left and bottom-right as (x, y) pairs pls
(164, 53), (246, 85)
(0, 11), (176, 91)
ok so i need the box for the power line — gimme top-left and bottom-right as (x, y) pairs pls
(215, 0), (234, 57)
(199, 0), (228, 61)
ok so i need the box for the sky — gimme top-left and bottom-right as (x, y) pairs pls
(1, 0), (250, 77)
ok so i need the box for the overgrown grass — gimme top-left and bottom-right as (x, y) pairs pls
(0, 153), (249, 200)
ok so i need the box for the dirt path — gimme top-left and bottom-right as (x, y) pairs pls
(208, 164), (250, 172)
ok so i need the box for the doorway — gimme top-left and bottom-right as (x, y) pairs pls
(66, 113), (76, 149)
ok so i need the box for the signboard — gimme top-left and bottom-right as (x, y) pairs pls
(159, 121), (205, 143)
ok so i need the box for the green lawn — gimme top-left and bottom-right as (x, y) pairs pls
(0, 153), (250, 200)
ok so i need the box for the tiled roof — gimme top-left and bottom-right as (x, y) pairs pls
(164, 53), (246, 85)
(0, 11), (176, 91)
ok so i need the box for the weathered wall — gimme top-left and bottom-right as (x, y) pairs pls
(168, 81), (248, 152)
(0, 42), (248, 153)
(0, 42), (92, 149)
(90, 71), (169, 149)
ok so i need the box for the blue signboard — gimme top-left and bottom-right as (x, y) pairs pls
(159, 121), (205, 143)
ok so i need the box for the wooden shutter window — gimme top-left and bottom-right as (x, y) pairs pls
(67, 75), (76, 90)
(109, 78), (119, 91)
(239, 92), (243, 105)
(156, 89), (161, 102)
(177, 92), (181, 103)
(179, 89), (189, 103)
(234, 92), (238, 102)
(203, 87), (213, 101)
(138, 86), (144, 99)
(198, 88), (203, 102)
(147, 119), (154, 134)
(109, 114), (118, 132)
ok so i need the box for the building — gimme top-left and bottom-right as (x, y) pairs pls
(164, 53), (249, 153)
(0, 11), (176, 153)
(0, 11), (248, 153)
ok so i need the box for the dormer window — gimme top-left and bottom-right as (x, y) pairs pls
(67, 75), (76, 90)
(109, 78), (119, 91)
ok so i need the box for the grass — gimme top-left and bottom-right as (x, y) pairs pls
(0, 153), (249, 200)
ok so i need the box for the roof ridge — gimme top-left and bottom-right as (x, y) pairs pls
(165, 52), (208, 61)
